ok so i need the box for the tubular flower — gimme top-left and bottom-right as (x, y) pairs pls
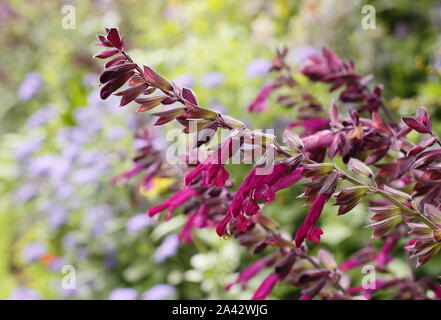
(147, 188), (197, 221)
(247, 84), (276, 113)
(184, 138), (237, 187)
(217, 165), (303, 236)
(251, 273), (280, 300)
(225, 258), (268, 291)
(294, 193), (328, 247)
(294, 172), (339, 247)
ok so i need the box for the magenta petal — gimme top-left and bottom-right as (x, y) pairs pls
(147, 188), (196, 218)
(294, 193), (329, 247)
(251, 273), (279, 300)
(307, 225), (324, 242)
(216, 212), (232, 236)
(225, 259), (267, 291)
(247, 84), (275, 113)
(271, 168), (303, 192)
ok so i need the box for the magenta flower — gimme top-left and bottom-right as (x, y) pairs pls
(185, 163), (229, 187)
(402, 107), (432, 134)
(225, 258), (267, 290)
(375, 232), (399, 266)
(299, 48), (345, 82)
(111, 163), (147, 185)
(294, 193), (330, 247)
(288, 118), (330, 136)
(338, 247), (377, 271)
(347, 280), (388, 299)
(147, 188), (197, 220)
(217, 165), (303, 236)
(178, 204), (208, 243)
(247, 84), (275, 113)
(185, 138), (235, 187)
(302, 129), (334, 151)
(251, 273), (279, 300)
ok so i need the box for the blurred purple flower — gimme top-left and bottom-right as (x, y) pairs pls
(77, 149), (102, 166)
(55, 184), (74, 200)
(47, 257), (66, 272)
(13, 184), (36, 204)
(103, 245), (117, 268)
(288, 45), (318, 65)
(28, 155), (56, 177)
(126, 213), (154, 234)
(109, 288), (138, 300)
(51, 158), (71, 182)
(84, 205), (111, 236)
(72, 168), (103, 184)
(142, 284), (175, 300)
(173, 74), (195, 88)
(104, 253), (117, 268)
(126, 114), (138, 130)
(12, 137), (42, 161)
(246, 59), (272, 78)
(74, 106), (99, 124)
(9, 287), (41, 300)
(45, 205), (68, 229)
(154, 234), (179, 263)
(62, 233), (79, 250)
(28, 154), (70, 180)
(17, 72), (42, 101)
(23, 242), (46, 263)
(60, 127), (91, 145)
(26, 105), (57, 128)
(106, 126), (126, 141)
(82, 73), (99, 88)
(202, 72), (224, 88)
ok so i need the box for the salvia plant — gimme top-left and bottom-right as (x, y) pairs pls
(95, 28), (441, 300)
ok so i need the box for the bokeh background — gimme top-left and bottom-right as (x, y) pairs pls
(1, 0), (441, 299)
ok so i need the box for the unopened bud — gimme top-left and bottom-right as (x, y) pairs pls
(348, 158), (374, 179)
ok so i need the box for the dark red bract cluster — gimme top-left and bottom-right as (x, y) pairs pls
(96, 28), (441, 300)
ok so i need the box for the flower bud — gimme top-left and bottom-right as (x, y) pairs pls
(348, 158), (373, 179)
(283, 129), (304, 151)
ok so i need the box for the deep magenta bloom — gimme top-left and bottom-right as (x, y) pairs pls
(225, 259), (267, 290)
(247, 84), (275, 113)
(375, 233), (399, 266)
(217, 166), (303, 236)
(185, 163), (229, 187)
(147, 188), (197, 220)
(299, 48), (344, 82)
(294, 193), (329, 247)
(338, 247), (377, 271)
(302, 129), (334, 151)
(251, 273), (279, 300)
(402, 107), (432, 134)
(178, 204), (208, 243)
(338, 258), (360, 271)
(185, 138), (235, 187)
(111, 163), (147, 185)
(347, 280), (387, 299)
(289, 118), (330, 136)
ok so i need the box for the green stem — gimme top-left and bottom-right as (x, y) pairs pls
(327, 161), (438, 231)
(377, 190), (437, 229)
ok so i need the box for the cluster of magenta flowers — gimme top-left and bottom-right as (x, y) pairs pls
(96, 28), (441, 300)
